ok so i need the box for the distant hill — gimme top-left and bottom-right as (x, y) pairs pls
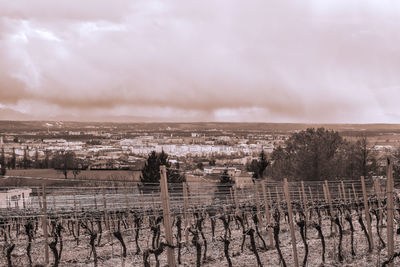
(0, 120), (400, 135)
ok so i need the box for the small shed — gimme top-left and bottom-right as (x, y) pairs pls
(0, 188), (32, 209)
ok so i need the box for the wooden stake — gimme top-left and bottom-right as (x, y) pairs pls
(284, 178), (299, 267)
(301, 181), (308, 222)
(268, 188), (273, 207)
(341, 181), (347, 204)
(374, 179), (383, 226)
(324, 181), (334, 216)
(308, 186), (315, 219)
(352, 183), (358, 203)
(254, 182), (263, 226)
(308, 186), (314, 203)
(348, 188), (352, 204)
(42, 184), (49, 265)
(182, 182), (190, 245)
(233, 187), (239, 212)
(323, 184), (328, 204)
(361, 176), (374, 250)
(352, 183), (359, 212)
(297, 188), (301, 204)
(102, 188), (111, 248)
(325, 180), (336, 233)
(124, 189), (132, 234)
(338, 184), (343, 201)
(102, 189), (109, 230)
(262, 181), (274, 247)
(386, 157), (394, 267)
(275, 187), (283, 218)
(160, 166), (176, 267)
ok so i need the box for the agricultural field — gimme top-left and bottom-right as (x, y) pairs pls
(1, 176), (399, 267)
(5, 169), (142, 181)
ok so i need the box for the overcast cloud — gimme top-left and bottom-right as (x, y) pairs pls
(0, 0), (399, 122)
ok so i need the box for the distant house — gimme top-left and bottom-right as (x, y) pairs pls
(204, 167), (241, 176)
(0, 188), (32, 209)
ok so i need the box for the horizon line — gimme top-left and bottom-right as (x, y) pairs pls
(1, 119), (400, 125)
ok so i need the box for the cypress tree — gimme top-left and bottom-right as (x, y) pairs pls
(0, 148), (6, 176)
(11, 147), (16, 169)
(140, 151), (160, 184)
(140, 150), (185, 184)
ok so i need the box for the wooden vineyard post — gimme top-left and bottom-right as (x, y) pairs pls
(308, 186), (315, 218)
(233, 187), (240, 213)
(182, 181), (190, 245)
(124, 189), (132, 234)
(301, 181), (308, 222)
(352, 183), (359, 212)
(297, 187), (303, 215)
(352, 183), (358, 203)
(275, 187), (283, 218)
(73, 192), (79, 242)
(308, 186), (314, 203)
(102, 189), (109, 230)
(323, 184), (328, 204)
(374, 179), (383, 225)
(42, 184), (49, 265)
(160, 165), (176, 267)
(283, 178), (299, 267)
(324, 180), (336, 233)
(341, 181), (347, 204)
(324, 181), (334, 216)
(268, 188), (273, 206)
(102, 188), (111, 246)
(348, 188), (352, 205)
(386, 157), (394, 267)
(361, 176), (374, 250)
(338, 184), (343, 201)
(262, 181), (274, 247)
(254, 181), (263, 226)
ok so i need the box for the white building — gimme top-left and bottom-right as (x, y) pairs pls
(0, 188), (32, 209)
(204, 167), (242, 176)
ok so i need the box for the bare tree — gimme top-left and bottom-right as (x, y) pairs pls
(52, 151), (80, 179)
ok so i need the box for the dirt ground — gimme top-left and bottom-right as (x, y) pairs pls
(2, 213), (399, 267)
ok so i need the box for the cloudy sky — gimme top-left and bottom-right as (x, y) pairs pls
(0, 0), (399, 123)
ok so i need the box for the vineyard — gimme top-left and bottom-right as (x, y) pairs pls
(1, 165), (400, 267)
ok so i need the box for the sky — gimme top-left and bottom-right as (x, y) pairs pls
(0, 0), (399, 123)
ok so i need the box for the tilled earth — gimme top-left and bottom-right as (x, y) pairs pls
(2, 217), (399, 266)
